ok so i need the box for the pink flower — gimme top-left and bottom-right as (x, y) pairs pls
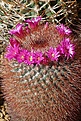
(9, 23), (23, 36)
(25, 16), (42, 29)
(47, 47), (60, 61)
(9, 38), (20, 47)
(25, 51), (35, 65)
(56, 24), (72, 35)
(34, 51), (44, 65)
(44, 22), (49, 29)
(60, 38), (75, 58)
(16, 49), (27, 63)
(5, 44), (20, 60)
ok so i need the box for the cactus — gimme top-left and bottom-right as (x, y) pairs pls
(1, 0), (81, 121)
(1, 16), (81, 121)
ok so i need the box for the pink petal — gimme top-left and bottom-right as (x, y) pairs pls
(25, 16), (42, 29)
(34, 51), (44, 65)
(47, 47), (60, 61)
(25, 51), (35, 65)
(16, 49), (27, 63)
(60, 38), (75, 59)
(8, 23), (23, 35)
(56, 24), (72, 35)
(5, 44), (20, 60)
(9, 38), (20, 47)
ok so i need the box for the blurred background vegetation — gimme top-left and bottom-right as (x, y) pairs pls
(0, 0), (80, 41)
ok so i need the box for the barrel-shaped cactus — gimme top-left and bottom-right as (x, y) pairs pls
(1, 16), (81, 121)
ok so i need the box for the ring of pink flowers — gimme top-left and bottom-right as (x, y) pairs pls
(5, 37), (75, 65)
(5, 17), (75, 65)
